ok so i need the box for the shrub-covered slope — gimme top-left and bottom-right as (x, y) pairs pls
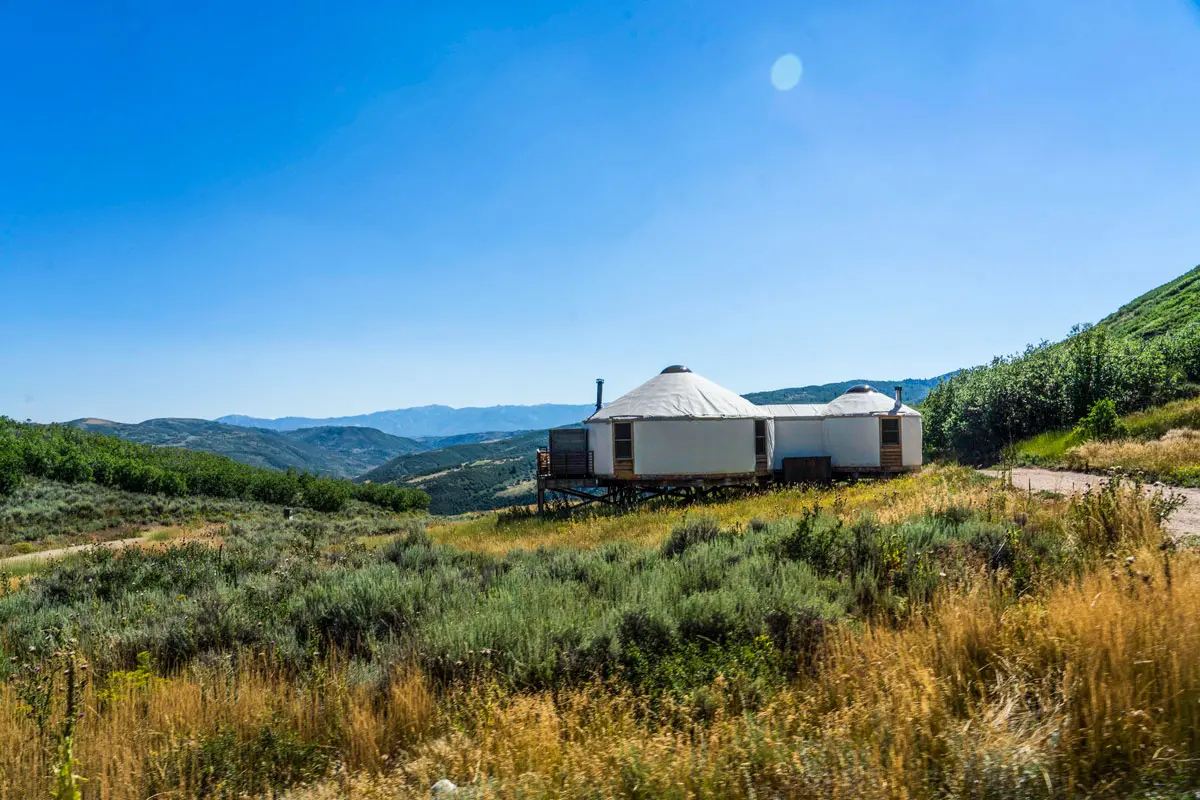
(1098, 263), (1200, 339)
(924, 263), (1200, 464)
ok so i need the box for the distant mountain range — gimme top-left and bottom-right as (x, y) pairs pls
(217, 404), (596, 438)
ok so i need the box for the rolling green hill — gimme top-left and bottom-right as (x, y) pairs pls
(359, 429), (546, 484)
(413, 430), (530, 449)
(743, 376), (951, 406)
(359, 430), (547, 514)
(1098, 263), (1200, 339)
(69, 418), (423, 478)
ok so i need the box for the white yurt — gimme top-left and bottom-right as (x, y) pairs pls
(586, 366), (773, 479)
(765, 385), (922, 471)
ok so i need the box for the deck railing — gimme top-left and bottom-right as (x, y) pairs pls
(537, 448), (594, 479)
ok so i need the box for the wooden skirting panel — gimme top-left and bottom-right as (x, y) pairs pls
(880, 445), (903, 469)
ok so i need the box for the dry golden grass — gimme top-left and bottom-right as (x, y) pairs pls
(0, 656), (437, 799)
(429, 467), (1005, 555)
(1067, 428), (1200, 479)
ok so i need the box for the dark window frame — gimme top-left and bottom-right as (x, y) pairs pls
(614, 422), (634, 461)
(754, 420), (767, 457)
(880, 417), (901, 446)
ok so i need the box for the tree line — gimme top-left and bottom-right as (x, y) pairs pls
(922, 323), (1200, 463)
(0, 417), (429, 514)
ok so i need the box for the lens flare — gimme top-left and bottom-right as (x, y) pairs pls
(770, 54), (803, 91)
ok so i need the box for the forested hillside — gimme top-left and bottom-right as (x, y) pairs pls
(924, 264), (1200, 464)
(0, 418), (428, 514)
(744, 376), (949, 406)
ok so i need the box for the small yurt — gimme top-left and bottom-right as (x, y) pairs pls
(586, 366), (773, 480)
(766, 385), (922, 472)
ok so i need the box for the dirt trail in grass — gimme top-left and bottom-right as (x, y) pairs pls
(984, 467), (1200, 537)
(0, 535), (149, 568)
(0, 522), (226, 570)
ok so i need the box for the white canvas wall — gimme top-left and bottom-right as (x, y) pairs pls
(587, 422), (614, 476)
(634, 419), (757, 476)
(901, 417), (923, 467)
(823, 417), (881, 468)
(772, 419), (826, 470)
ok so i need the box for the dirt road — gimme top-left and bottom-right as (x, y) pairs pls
(0, 535), (148, 569)
(984, 467), (1200, 538)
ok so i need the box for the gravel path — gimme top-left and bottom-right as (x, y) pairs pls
(984, 467), (1200, 538)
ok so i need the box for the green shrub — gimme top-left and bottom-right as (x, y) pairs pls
(144, 721), (331, 798)
(660, 516), (728, 557)
(1171, 466), (1200, 487)
(618, 608), (677, 659)
(351, 481), (429, 513)
(0, 446), (22, 497)
(49, 450), (92, 484)
(1074, 398), (1126, 442)
(249, 470), (300, 505)
(303, 478), (350, 513)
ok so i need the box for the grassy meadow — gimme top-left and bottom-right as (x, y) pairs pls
(0, 466), (1195, 798)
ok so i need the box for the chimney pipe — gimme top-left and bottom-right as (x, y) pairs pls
(595, 378), (605, 413)
(894, 385), (903, 404)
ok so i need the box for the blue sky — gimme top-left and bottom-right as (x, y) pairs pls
(3, 0), (1199, 423)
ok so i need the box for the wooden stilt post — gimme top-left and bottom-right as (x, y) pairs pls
(537, 479), (545, 515)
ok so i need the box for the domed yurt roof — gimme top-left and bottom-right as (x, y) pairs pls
(588, 366), (767, 421)
(824, 386), (920, 417)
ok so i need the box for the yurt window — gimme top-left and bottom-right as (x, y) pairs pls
(754, 420), (767, 456)
(613, 423), (634, 460)
(881, 418), (901, 446)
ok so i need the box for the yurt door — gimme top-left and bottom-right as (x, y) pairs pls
(879, 417), (902, 469)
(613, 422), (635, 478)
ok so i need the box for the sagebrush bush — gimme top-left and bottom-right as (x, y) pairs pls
(660, 515), (728, 557)
(0, 478), (1162, 692)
